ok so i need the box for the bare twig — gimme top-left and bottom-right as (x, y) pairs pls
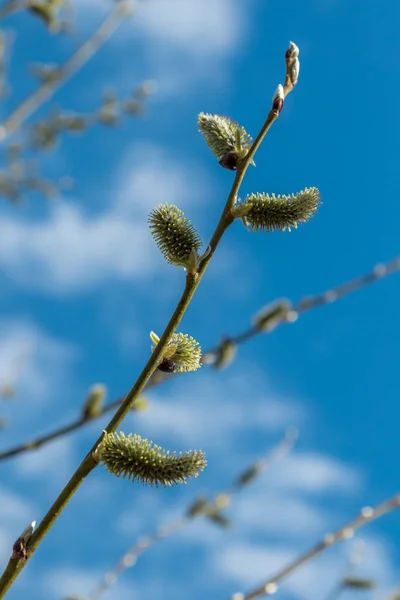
(232, 496), (400, 600)
(0, 54), (285, 596)
(211, 256), (400, 351)
(0, 1), (132, 140)
(0, 256), (398, 463)
(320, 541), (366, 600)
(86, 429), (298, 600)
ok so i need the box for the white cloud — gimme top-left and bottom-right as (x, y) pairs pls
(0, 204), (153, 291)
(76, 0), (246, 57)
(134, 369), (304, 447)
(136, 0), (243, 58)
(0, 143), (208, 293)
(115, 143), (208, 217)
(353, 534), (396, 588)
(0, 488), (33, 522)
(219, 534), (397, 600)
(44, 566), (139, 600)
(15, 437), (76, 487)
(73, 0), (250, 94)
(233, 494), (329, 537)
(219, 543), (295, 588)
(0, 320), (76, 404)
(264, 452), (363, 495)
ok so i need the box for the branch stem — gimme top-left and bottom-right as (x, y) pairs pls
(0, 2), (131, 140)
(0, 99), (280, 598)
(237, 494), (400, 600)
(86, 429), (297, 600)
(0, 255), (398, 462)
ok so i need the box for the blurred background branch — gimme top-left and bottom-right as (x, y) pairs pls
(0, 255), (398, 461)
(69, 429), (298, 600)
(0, 0), (132, 141)
(232, 496), (400, 600)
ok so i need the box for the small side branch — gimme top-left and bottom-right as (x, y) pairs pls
(232, 496), (400, 600)
(86, 430), (297, 600)
(0, 1), (132, 140)
(0, 257), (397, 463)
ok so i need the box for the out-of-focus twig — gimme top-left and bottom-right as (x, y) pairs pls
(83, 429), (298, 600)
(208, 256), (400, 353)
(232, 496), (400, 600)
(0, 1), (132, 140)
(321, 541), (370, 600)
(28, 81), (155, 151)
(0, 257), (398, 462)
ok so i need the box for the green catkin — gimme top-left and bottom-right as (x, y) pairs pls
(100, 432), (207, 487)
(240, 187), (321, 232)
(148, 204), (202, 265)
(197, 113), (252, 160)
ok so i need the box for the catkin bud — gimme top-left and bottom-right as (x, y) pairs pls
(12, 520), (36, 560)
(132, 396), (148, 412)
(148, 204), (202, 267)
(343, 578), (375, 590)
(82, 384), (107, 419)
(236, 187), (321, 233)
(187, 497), (209, 517)
(289, 57), (300, 86)
(214, 493), (231, 509)
(272, 84), (284, 113)
(29, 1), (59, 30)
(151, 331), (202, 373)
(213, 337), (237, 370)
(198, 113), (252, 169)
(99, 432), (207, 487)
(253, 299), (292, 332)
(205, 508), (231, 529)
(286, 41), (299, 59)
(284, 41), (300, 93)
(235, 463), (262, 487)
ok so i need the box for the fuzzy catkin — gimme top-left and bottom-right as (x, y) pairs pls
(198, 113), (252, 160)
(167, 332), (202, 372)
(100, 432), (207, 487)
(241, 187), (321, 232)
(148, 204), (202, 265)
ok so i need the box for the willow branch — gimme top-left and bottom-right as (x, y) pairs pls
(0, 1), (132, 141)
(0, 255), (397, 463)
(87, 429), (298, 600)
(233, 494), (400, 600)
(213, 256), (400, 350)
(0, 93), (283, 599)
(89, 517), (186, 600)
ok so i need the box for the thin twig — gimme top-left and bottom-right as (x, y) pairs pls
(211, 256), (400, 353)
(321, 540), (366, 600)
(0, 1), (132, 141)
(87, 429), (298, 600)
(0, 256), (398, 463)
(89, 516), (186, 600)
(0, 64), (284, 598)
(232, 495), (400, 600)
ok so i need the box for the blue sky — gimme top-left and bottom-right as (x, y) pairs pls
(0, 0), (399, 599)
